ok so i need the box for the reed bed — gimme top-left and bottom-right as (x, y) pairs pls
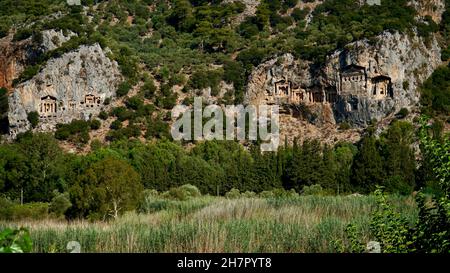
(0, 195), (417, 253)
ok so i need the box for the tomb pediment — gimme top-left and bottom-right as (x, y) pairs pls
(341, 64), (366, 75)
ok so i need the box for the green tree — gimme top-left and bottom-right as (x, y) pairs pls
(70, 157), (143, 220)
(351, 135), (385, 193)
(334, 143), (357, 194)
(381, 121), (416, 194)
(27, 111), (39, 128)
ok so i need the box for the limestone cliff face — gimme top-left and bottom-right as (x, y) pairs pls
(245, 31), (442, 127)
(0, 29), (75, 91)
(8, 43), (122, 137)
(409, 0), (446, 23)
(0, 34), (31, 91)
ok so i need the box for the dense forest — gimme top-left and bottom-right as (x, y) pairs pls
(0, 117), (446, 220)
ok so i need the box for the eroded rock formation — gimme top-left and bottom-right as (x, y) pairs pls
(0, 30), (76, 92)
(245, 31), (442, 127)
(8, 43), (122, 137)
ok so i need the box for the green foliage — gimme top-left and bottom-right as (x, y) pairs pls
(225, 188), (241, 199)
(49, 191), (72, 218)
(351, 134), (385, 193)
(141, 79), (157, 99)
(344, 223), (366, 253)
(0, 133), (66, 203)
(110, 120), (123, 130)
(13, 65), (41, 86)
(370, 187), (412, 253)
(380, 121), (416, 194)
(188, 69), (223, 95)
(302, 184), (324, 196)
(55, 119), (91, 145)
(344, 117), (450, 253)
(0, 228), (32, 253)
(27, 111), (39, 128)
(68, 156), (143, 220)
(98, 110), (109, 120)
(90, 119), (101, 130)
(418, 116), (450, 195)
(0, 197), (49, 221)
(420, 65), (450, 116)
(116, 81), (133, 97)
(162, 184), (202, 201)
(396, 108), (409, 119)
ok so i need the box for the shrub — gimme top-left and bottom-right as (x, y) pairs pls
(125, 96), (144, 111)
(27, 111), (39, 128)
(241, 191), (257, 198)
(90, 139), (103, 151)
(98, 110), (109, 120)
(339, 122), (351, 130)
(4, 203), (50, 221)
(225, 188), (241, 199)
(13, 28), (33, 41)
(116, 81), (132, 97)
(178, 184), (201, 198)
(90, 119), (101, 130)
(403, 81), (410, 90)
(55, 120), (90, 145)
(270, 188), (299, 198)
(302, 184), (324, 196)
(13, 65), (41, 86)
(110, 120), (123, 130)
(396, 108), (409, 119)
(259, 191), (275, 198)
(49, 192), (72, 218)
(163, 184), (202, 201)
(141, 79), (157, 99)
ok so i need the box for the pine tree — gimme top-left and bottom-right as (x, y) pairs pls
(351, 135), (385, 193)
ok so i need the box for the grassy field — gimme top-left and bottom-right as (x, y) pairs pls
(0, 195), (418, 253)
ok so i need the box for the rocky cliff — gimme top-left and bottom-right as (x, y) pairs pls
(245, 31), (442, 129)
(8, 43), (122, 137)
(0, 29), (75, 91)
(0, 34), (31, 91)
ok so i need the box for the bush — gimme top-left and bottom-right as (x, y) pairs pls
(0, 202), (49, 221)
(141, 80), (157, 99)
(98, 110), (109, 120)
(13, 28), (33, 41)
(259, 191), (275, 198)
(241, 191), (257, 198)
(162, 184), (202, 201)
(27, 111), (39, 128)
(178, 184), (201, 198)
(116, 81), (132, 97)
(13, 65), (41, 86)
(90, 119), (101, 130)
(339, 122), (351, 130)
(49, 192), (72, 218)
(55, 120), (90, 145)
(302, 184), (324, 196)
(225, 188), (241, 199)
(396, 108), (409, 119)
(125, 96), (144, 111)
(110, 120), (123, 130)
